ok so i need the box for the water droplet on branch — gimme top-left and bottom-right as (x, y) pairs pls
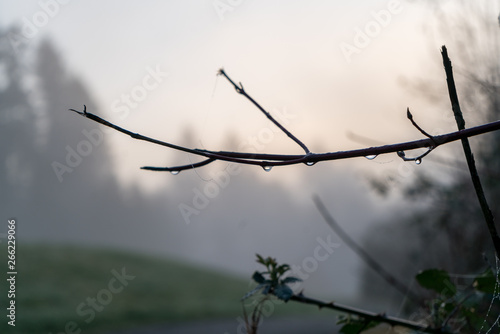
(305, 161), (316, 166)
(262, 165), (273, 172)
(170, 170), (180, 175)
(365, 155), (378, 160)
(415, 159), (422, 165)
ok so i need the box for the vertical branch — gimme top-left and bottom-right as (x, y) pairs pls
(441, 46), (500, 258)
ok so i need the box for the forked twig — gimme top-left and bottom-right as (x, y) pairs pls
(396, 108), (437, 164)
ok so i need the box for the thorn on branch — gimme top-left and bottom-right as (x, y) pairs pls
(237, 82), (244, 94)
(69, 104), (87, 116)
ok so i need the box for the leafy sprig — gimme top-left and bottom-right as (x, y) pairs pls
(242, 254), (302, 302)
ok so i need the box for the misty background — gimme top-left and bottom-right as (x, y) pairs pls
(1, 0), (499, 328)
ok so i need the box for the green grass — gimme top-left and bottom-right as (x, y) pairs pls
(0, 244), (316, 334)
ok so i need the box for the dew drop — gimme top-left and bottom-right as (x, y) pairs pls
(305, 161), (316, 166)
(262, 165), (273, 172)
(415, 158), (422, 165)
(170, 170), (180, 175)
(397, 151), (406, 158)
(365, 155), (378, 160)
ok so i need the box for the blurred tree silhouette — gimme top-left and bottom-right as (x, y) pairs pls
(0, 27), (162, 247)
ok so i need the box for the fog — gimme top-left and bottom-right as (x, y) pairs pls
(1, 0), (494, 311)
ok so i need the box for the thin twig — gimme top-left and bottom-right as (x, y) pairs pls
(441, 45), (500, 258)
(407, 108), (436, 143)
(313, 195), (423, 306)
(141, 158), (215, 172)
(395, 108), (438, 164)
(69, 106), (204, 156)
(70, 106), (500, 173)
(289, 293), (451, 334)
(218, 68), (311, 154)
(396, 146), (434, 164)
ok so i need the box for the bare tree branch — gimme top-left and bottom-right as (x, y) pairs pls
(70, 104), (500, 173)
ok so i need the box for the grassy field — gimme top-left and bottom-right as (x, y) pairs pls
(0, 244), (316, 334)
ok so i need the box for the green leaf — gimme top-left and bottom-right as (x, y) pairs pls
(256, 254), (265, 265)
(252, 271), (266, 284)
(274, 284), (294, 301)
(473, 268), (497, 294)
(416, 269), (456, 297)
(277, 264), (290, 275)
(460, 306), (485, 330)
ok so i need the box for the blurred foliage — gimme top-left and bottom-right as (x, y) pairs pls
(413, 267), (499, 333)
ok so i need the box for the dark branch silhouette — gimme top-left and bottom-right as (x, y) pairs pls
(289, 293), (451, 334)
(217, 68), (311, 154)
(441, 45), (500, 258)
(69, 103), (500, 173)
